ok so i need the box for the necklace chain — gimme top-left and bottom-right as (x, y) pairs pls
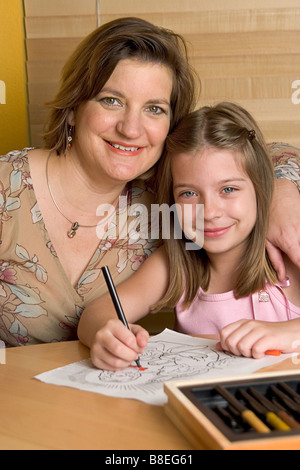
(46, 151), (99, 238)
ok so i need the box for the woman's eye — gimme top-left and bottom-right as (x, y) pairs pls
(147, 105), (165, 115)
(100, 97), (121, 106)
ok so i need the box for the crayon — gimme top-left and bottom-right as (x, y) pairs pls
(270, 385), (300, 420)
(215, 386), (270, 433)
(265, 350), (281, 356)
(279, 383), (300, 406)
(247, 388), (291, 431)
(271, 397), (300, 430)
(214, 405), (243, 431)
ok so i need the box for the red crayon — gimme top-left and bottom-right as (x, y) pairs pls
(265, 350), (281, 356)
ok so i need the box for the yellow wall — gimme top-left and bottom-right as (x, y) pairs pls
(0, 0), (28, 155)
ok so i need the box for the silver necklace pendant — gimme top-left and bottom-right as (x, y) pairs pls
(67, 222), (80, 238)
(46, 152), (102, 238)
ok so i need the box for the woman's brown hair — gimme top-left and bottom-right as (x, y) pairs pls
(153, 102), (277, 312)
(43, 17), (198, 157)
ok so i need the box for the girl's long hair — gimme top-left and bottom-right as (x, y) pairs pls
(152, 102), (277, 311)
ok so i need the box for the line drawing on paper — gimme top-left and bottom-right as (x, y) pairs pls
(35, 329), (288, 405)
(85, 339), (235, 393)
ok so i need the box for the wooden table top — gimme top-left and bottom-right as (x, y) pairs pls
(1, 339), (299, 450)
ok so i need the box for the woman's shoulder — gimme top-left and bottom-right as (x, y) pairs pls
(0, 147), (35, 167)
(0, 147), (35, 158)
(0, 147), (49, 174)
(268, 142), (300, 160)
(0, 148), (35, 178)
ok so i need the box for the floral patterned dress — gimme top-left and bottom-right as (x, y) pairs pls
(0, 149), (159, 346)
(269, 142), (300, 191)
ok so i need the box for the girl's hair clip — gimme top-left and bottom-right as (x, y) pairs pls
(248, 129), (256, 141)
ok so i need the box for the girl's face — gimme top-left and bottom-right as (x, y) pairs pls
(68, 58), (173, 187)
(172, 147), (257, 260)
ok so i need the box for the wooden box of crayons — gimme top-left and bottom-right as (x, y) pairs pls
(164, 371), (300, 450)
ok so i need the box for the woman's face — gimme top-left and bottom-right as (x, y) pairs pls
(69, 58), (173, 186)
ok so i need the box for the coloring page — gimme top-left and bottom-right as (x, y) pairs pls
(35, 329), (291, 405)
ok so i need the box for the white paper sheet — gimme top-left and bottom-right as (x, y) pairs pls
(35, 329), (294, 405)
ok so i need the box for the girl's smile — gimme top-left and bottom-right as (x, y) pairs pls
(203, 225), (234, 238)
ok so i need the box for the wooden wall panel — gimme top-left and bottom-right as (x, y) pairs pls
(99, 0), (300, 14)
(24, 0), (97, 17)
(100, 9), (300, 34)
(24, 0), (300, 148)
(24, 0), (99, 146)
(26, 16), (97, 38)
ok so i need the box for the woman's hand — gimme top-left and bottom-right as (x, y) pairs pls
(218, 318), (300, 358)
(90, 319), (149, 370)
(267, 179), (300, 281)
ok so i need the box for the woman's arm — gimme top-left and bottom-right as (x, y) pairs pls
(270, 142), (300, 192)
(267, 143), (300, 279)
(77, 246), (170, 369)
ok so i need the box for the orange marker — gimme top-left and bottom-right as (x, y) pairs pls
(265, 350), (281, 356)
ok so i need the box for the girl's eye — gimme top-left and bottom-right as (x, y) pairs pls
(222, 187), (236, 194)
(182, 190), (197, 198)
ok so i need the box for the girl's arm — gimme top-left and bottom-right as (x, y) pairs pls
(77, 246), (170, 370)
(218, 318), (300, 359)
(267, 143), (300, 280)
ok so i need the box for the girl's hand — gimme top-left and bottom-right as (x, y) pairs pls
(218, 318), (300, 358)
(90, 319), (149, 370)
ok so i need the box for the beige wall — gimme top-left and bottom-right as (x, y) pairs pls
(24, 0), (300, 149)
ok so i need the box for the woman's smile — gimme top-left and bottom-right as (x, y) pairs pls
(105, 140), (143, 157)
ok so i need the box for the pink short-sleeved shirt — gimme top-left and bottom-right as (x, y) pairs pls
(175, 283), (300, 335)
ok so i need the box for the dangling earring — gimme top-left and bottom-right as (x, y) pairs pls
(67, 125), (73, 149)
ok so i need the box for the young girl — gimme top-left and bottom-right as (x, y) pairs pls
(78, 102), (300, 370)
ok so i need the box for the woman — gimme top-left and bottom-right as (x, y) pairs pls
(0, 17), (197, 346)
